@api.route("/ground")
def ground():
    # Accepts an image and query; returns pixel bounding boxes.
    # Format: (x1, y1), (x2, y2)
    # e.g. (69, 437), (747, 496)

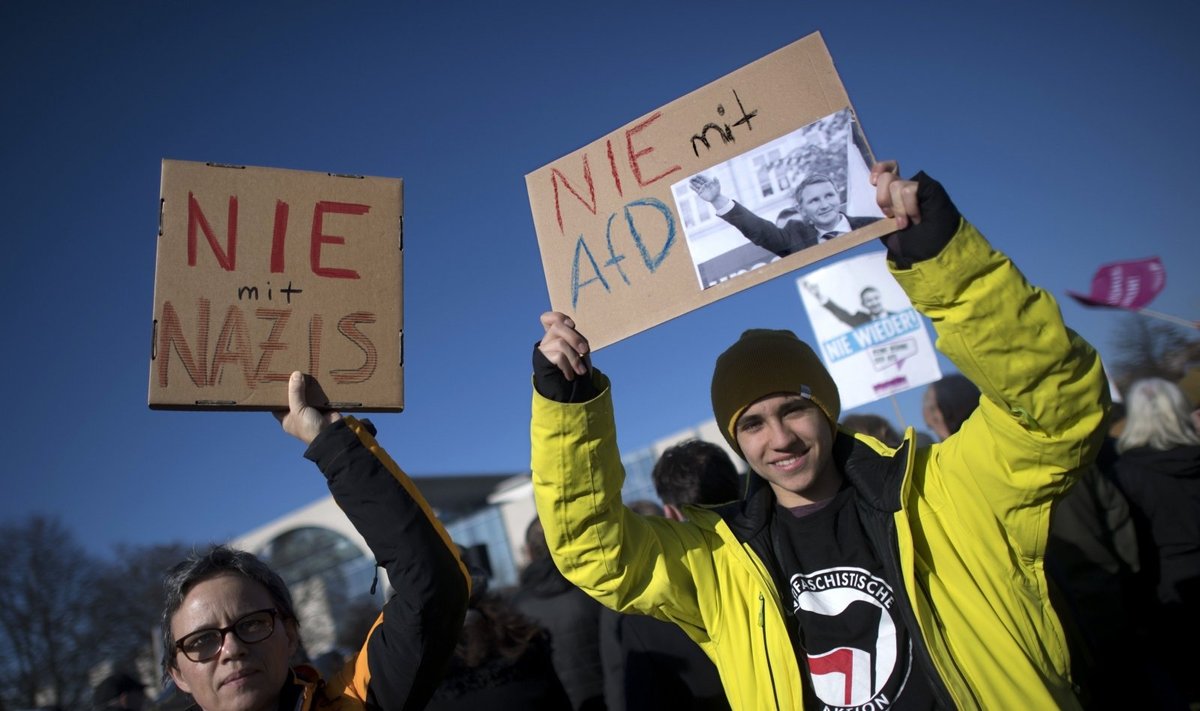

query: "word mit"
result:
(690, 89), (758, 157)
(237, 280), (303, 304)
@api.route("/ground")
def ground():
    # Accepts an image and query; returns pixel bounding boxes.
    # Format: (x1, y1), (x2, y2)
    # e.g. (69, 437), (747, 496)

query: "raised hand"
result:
(538, 311), (591, 381)
(274, 371), (342, 445)
(688, 174), (723, 204)
(870, 160), (921, 230)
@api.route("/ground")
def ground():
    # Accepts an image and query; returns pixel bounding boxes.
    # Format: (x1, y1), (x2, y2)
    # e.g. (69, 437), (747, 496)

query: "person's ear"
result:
(284, 618), (300, 656)
(169, 664), (191, 695)
(663, 504), (686, 522)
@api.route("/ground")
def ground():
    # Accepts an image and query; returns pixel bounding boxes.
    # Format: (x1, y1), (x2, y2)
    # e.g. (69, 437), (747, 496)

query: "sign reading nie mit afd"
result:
(148, 160), (404, 411)
(526, 32), (893, 350)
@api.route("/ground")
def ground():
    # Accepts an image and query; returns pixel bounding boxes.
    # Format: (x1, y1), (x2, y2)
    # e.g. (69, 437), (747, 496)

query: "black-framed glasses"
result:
(174, 608), (279, 663)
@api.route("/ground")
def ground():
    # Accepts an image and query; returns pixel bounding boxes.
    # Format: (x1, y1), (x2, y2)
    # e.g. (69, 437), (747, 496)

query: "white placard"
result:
(797, 252), (941, 410)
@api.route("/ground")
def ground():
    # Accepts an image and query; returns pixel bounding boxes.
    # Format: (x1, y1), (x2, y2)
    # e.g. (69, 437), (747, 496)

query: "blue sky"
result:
(2, 1), (1197, 556)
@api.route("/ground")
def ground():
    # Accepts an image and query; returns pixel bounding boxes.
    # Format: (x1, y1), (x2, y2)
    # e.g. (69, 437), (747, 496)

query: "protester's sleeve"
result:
(530, 374), (718, 640)
(719, 202), (814, 257)
(890, 177), (1108, 560)
(304, 417), (469, 710)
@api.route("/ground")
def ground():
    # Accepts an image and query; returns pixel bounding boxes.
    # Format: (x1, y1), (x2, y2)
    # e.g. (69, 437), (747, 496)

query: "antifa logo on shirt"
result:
(791, 567), (913, 710)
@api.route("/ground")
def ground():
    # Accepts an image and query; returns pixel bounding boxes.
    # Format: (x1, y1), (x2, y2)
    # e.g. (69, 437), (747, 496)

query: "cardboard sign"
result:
(149, 160), (403, 411)
(526, 32), (893, 349)
(797, 252), (941, 410)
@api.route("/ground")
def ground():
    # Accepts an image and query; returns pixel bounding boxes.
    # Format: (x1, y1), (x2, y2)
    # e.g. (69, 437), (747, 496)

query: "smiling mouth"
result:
(771, 450), (809, 470)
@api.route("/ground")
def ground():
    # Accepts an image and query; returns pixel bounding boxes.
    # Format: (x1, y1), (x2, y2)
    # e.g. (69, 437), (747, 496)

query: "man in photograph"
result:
(803, 281), (897, 328)
(690, 173), (879, 257)
(531, 162), (1107, 709)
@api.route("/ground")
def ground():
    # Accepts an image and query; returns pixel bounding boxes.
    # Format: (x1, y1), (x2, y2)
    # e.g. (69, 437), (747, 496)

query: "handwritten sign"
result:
(526, 32), (893, 349)
(148, 160), (403, 411)
(797, 252), (941, 410)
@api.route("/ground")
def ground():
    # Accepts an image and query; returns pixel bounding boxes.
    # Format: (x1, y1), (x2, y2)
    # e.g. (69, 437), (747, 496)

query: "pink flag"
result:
(1067, 257), (1166, 310)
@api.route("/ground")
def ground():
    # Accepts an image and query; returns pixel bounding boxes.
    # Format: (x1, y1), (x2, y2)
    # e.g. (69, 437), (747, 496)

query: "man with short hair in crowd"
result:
(653, 439), (741, 520)
(532, 161), (1108, 709)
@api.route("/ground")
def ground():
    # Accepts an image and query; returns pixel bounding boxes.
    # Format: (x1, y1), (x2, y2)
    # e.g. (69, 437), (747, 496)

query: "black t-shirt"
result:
(772, 487), (938, 710)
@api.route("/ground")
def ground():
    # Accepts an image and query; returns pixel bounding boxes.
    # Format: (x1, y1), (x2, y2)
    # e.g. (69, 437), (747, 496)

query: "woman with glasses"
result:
(160, 372), (470, 710)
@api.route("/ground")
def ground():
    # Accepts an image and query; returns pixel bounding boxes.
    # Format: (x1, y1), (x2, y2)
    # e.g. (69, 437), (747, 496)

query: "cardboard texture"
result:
(149, 160), (403, 411)
(526, 32), (892, 349)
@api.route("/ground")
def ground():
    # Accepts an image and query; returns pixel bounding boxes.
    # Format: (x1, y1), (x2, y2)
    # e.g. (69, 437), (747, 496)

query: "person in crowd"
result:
(921, 373), (981, 441)
(689, 173), (879, 257)
(1114, 377), (1200, 705)
(531, 162), (1108, 709)
(652, 439), (741, 516)
(428, 546), (571, 710)
(93, 671), (145, 710)
(600, 440), (737, 711)
(1178, 367), (1200, 432)
(512, 518), (607, 711)
(839, 413), (902, 448)
(160, 372), (469, 711)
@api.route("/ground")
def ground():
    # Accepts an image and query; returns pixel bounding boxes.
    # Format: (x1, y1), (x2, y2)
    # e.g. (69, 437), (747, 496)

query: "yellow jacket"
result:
(531, 220), (1107, 710)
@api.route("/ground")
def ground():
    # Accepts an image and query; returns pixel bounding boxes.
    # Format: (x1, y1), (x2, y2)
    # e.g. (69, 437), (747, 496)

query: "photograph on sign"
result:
(797, 252), (941, 410)
(149, 159), (404, 411)
(672, 108), (883, 289)
(526, 32), (897, 350)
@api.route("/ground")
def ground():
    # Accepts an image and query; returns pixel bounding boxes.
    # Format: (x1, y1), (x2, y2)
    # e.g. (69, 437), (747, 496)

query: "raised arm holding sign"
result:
(526, 33), (894, 350)
(162, 372), (468, 710)
(530, 161), (1108, 710)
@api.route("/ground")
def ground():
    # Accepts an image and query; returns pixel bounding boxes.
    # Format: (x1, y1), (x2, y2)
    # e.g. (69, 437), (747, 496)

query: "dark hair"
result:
(651, 439), (740, 507)
(930, 374), (981, 437)
(859, 286), (880, 302)
(840, 414), (902, 448)
(524, 517), (549, 562)
(627, 499), (665, 517)
(160, 545), (298, 681)
(93, 672), (143, 706)
(793, 173), (839, 203)
(456, 593), (546, 667)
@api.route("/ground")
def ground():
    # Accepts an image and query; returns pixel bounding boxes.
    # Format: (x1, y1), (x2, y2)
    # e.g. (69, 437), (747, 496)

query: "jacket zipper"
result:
(759, 592), (783, 711)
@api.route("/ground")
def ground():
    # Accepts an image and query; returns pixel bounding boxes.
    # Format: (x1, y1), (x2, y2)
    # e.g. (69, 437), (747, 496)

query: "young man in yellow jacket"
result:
(531, 162), (1108, 710)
